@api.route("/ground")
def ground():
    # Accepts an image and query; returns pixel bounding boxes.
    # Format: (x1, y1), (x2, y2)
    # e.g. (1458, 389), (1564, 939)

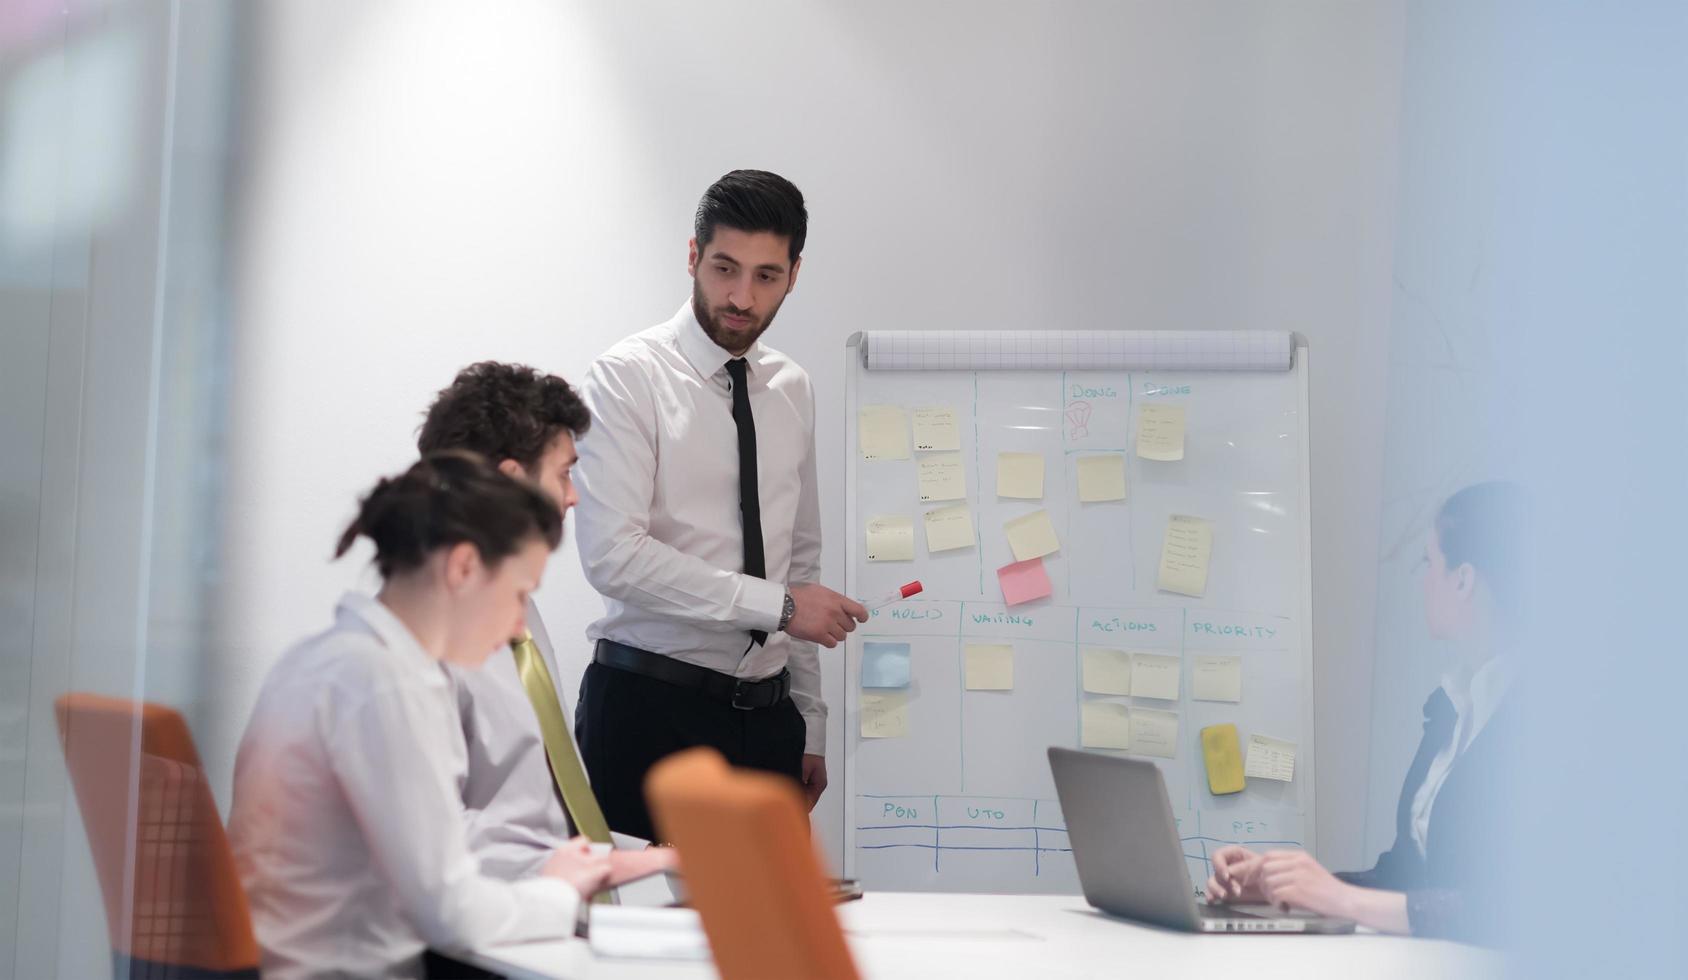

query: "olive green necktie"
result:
(509, 633), (613, 845)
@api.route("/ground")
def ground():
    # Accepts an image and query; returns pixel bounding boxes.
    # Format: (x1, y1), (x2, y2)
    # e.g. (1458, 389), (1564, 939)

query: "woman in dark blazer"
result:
(1204, 482), (1524, 943)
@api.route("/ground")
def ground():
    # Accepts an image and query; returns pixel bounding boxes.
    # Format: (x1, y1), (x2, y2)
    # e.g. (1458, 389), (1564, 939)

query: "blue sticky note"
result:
(861, 641), (912, 689)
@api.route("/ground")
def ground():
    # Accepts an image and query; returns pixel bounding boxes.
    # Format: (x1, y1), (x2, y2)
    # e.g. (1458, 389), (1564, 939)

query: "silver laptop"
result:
(1048, 747), (1354, 934)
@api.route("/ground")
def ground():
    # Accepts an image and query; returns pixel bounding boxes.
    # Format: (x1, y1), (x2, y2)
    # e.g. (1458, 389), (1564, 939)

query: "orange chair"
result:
(55, 693), (260, 979)
(645, 748), (860, 980)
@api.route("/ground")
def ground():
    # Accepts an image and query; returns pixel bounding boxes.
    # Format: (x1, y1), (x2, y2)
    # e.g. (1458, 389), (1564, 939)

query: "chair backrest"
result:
(645, 748), (859, 980)
(55, 693), (260, 975)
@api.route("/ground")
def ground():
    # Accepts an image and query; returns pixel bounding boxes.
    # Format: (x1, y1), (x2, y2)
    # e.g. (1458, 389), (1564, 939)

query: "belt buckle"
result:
(730, 679), (758, 711)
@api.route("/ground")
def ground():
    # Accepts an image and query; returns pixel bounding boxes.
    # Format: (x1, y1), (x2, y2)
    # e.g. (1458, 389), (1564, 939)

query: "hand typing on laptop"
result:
(1206, 846), (1361, 923)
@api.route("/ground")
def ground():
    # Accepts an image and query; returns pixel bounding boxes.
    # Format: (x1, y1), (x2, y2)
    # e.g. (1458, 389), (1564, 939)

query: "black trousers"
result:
(575, 660), (806, 842)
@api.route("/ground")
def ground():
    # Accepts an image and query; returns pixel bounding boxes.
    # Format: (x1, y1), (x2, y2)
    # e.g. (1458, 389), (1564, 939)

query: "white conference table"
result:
(461, 892), (1502, 979)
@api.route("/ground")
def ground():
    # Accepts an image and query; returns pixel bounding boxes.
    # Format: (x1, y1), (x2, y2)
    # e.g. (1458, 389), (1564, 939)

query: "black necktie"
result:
(1395, 687), (1458, 846)
(726, 358), (767, 646)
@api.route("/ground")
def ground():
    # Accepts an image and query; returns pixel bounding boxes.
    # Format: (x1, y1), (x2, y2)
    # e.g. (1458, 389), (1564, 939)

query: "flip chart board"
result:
(843, 330), (1314, 895)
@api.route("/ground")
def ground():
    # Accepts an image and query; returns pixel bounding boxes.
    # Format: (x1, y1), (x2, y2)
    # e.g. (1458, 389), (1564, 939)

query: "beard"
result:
(692, 279), (785, 355)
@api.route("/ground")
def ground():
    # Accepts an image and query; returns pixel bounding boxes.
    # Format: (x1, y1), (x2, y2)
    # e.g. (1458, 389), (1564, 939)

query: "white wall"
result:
(213, 0), (1403, 871)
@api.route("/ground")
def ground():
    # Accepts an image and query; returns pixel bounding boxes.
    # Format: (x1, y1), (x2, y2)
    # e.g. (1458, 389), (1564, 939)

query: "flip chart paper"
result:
(865, 515), (914, 562)
(1081, 647), (1133, 696)
(964, 643), (1014, 691)
(1157, 514), (1212, 597)
(923, 505), (976, 553)
(859, 406), (910, 461)
(1004, 509), (1060, 561)
(860, 690), (910, 738)
(996, 452), (1044, 499)
(861, 641), (911, 689)
(911, 407), (960, 452)
(1131, 653), (1181, 700)
(1081, 701), (1131, 750)
(1192, 656), (1243, 702)
(1136, 404), (1186, 461)
(997, 557), (1052, 606)
(1130, 709), (1180, 759)
(1076, 454), (1127, 502)
(1245, 734), (1297, 782)
(916, 453), (967, 502)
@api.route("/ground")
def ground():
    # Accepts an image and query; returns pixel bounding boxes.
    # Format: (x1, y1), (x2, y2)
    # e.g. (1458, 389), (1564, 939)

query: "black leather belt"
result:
(593, 639), (791, 711)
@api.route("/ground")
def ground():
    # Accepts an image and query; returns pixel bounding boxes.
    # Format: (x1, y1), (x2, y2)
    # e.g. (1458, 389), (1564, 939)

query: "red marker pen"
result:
(864, 581), (924, 611)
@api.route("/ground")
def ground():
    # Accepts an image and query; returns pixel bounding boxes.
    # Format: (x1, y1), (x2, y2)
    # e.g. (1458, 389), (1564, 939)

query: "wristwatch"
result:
(778, 591), (796, 632)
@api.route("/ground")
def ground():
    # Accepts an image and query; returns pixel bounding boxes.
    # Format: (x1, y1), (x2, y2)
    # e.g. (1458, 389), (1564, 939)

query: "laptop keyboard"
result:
(1198, 903), (1266, 920)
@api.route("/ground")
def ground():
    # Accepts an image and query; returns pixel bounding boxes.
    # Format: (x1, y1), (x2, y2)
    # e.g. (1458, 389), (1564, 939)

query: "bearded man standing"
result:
(572, 170), (866, 841)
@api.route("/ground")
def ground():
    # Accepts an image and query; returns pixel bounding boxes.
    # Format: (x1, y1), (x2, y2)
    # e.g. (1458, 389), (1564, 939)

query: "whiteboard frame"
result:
(839, 332), (1317, 882)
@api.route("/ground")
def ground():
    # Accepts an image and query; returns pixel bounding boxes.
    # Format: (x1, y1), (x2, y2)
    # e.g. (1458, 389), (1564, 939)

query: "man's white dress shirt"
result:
(574, 301), (827, 753)
(1410, 656), (1513, 854)
(228, 592), (581, 980)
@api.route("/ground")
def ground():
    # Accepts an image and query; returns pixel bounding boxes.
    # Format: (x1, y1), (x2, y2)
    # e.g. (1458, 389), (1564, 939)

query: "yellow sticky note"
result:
(1201, 724), (1247, 795)
(860, 690), (910, 738)
(923, 505), (975, 553)
(865, 515), (914, 562)
(1076, 454), (1127, 502)
(1157, 515), (1213, 597)
(859, 406), (910, 461)
(1081, 647), (1133, 696)
(1131, 653), (1181, 701)
(1244, 734), (1297, 782)
(1081, 701), (1132, 750)
(1192, 656), (1243, 702)
(964, 643), (1014, 691)
(996, 452), (1044, 499)
(916, 453), (967, 502)
(1004, 509), (1060, 562)
(1130, 709), (1179, 759)
(911, 407), (960, 452)
(1136, 404), (1186, 461)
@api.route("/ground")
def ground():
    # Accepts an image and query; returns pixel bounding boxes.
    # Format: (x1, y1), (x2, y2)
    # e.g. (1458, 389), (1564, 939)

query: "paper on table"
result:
(1130, 708), (1180, 759)
(861, 641), (911, 688)
(997, 557), (1052, 606)
(588, 906), (709, 961)
(1081, 647), (1133, 696)
(996, 452), (1044, 499)
(1136, 404), (1186, 461)
(1244, 734), (1296, 782)
(923, 504), (975, 553)
(964, 643), (1014, 690)
(1004, 509), (1060, 561)
(861, 690), (910, 738)
(1157, 514), (1212, 597)
(866, 515), (914, 562)
(911, 407), (960, 451)
(916, 453), (967, 502)
(859, 406), (910, 461)
(1076, 453), (1127, 502)
(1131, 653), (1181, 701)
(1081, 701), (1131, 750)
(1192, 655), (1243, 702)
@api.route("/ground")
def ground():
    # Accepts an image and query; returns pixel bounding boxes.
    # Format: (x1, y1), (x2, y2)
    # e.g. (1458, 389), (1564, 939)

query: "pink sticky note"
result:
(997, 557), (1052, 606)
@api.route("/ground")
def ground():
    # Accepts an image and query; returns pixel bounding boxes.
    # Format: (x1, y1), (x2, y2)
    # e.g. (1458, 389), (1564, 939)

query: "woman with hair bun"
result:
(229, 451), (611, 979)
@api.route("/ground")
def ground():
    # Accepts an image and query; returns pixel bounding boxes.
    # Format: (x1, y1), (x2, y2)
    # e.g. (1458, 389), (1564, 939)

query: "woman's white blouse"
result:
(229, 592), (580, 979)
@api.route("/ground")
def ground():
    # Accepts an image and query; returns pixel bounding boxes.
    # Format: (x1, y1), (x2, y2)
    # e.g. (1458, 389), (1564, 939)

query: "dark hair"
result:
(335, 450), (562, 578)
(694, 170), (808, 264)
(417, 362), (589, 471)
(1436, 481), (1528, 616)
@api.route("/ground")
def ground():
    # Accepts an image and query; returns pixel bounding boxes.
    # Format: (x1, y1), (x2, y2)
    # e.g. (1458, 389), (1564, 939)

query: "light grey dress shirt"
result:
(450, 602), (576, 879)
